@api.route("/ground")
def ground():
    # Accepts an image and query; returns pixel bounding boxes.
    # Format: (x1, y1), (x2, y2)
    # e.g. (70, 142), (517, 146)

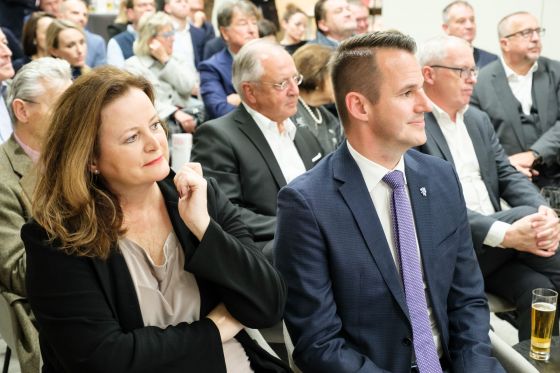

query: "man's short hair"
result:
(217, 0), (259, 29)
(497, 11), (531, 38)
(59, 0), (88, 15)
(7, 57), (72, 124)
(417, 35), (471, 67)
(442, 1), (473, 24)
(314, 0), (328, 32)
(232, 39), (285, 99)
(331, 30), (416, 125)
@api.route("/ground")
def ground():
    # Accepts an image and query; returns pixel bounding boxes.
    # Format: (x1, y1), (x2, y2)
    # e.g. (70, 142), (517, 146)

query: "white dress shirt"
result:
(172, 21), (196, 74)
(347, 141), (442, 356)
(501, 58), (539, 115)
(432, 104), (509, 247)
(243, 103), (306, 184)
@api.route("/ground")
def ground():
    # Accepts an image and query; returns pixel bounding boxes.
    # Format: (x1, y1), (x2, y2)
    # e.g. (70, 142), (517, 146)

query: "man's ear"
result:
(11, 99), (29, 124)
(442, 23), (449, 34)
(317, 19), (329, 33)
(422, 65), (435, 85)
(241, 82), (257, 105)
(345, 92), (369, 122)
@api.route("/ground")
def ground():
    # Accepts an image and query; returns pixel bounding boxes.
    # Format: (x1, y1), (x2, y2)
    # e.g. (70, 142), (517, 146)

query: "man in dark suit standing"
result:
(471, 11), (560, 187)
(441, 1), (497, 69)
(418, 35), (560, 340)
(191, 39), (323, 256)
(274, 31), (504, 372)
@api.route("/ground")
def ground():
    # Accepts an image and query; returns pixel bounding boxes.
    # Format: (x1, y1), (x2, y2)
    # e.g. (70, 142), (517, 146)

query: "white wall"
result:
(382, 0), (560, 61)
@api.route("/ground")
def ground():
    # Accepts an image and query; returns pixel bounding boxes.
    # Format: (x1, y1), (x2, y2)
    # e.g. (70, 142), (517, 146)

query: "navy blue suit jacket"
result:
(189, 23), (207, 68)
(274, 143), (504, 373)
(199, 48), (236, 120)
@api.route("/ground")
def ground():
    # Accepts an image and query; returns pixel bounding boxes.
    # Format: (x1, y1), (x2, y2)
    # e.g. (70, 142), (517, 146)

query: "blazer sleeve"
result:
(185, 177), (286, 327)
(0, 180), (27, 297)
(531, 69), (560, 163)
(199, 59), (236, 119)
(23, 221), (226, 373)
(274, 186), (385, 373)
(191, 123), (277, 242)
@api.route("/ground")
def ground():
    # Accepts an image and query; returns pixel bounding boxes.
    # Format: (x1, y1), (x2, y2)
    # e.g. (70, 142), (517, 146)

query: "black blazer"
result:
(191, 104), (323, 249)
(22, 174), (289, 373)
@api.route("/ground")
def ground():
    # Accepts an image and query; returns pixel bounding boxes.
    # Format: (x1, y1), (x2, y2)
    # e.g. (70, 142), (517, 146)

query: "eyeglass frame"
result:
(254, 73), (304, 91)
(503, 27), (545, 39)
(155, 30), (175, 39)
(429, 65), (479, 79)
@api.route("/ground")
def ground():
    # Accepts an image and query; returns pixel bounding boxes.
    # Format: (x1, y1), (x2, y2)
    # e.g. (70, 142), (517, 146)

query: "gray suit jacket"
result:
(0, 135), (40, 373)
(470, 57), (560, 166)
(418, 108), (545, 252)
(191, 104), (323, 248)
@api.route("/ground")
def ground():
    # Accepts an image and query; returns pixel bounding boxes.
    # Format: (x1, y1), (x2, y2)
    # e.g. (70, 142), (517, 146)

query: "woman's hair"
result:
(292, 43), (333, 92)
(21, 11), (55, 56)
(45, 19), (84, 52)
(133, 11), (173, 56)
(282, 3), (305, 23)
(33, 66), (155, 260)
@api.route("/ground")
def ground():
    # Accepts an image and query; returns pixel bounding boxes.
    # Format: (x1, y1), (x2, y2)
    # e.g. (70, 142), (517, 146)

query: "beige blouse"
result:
(119, 232), (253, 372)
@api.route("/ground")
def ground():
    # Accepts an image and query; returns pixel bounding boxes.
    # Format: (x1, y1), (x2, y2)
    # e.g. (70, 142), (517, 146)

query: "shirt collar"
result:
(430, 101), (468, 123)
(172, 20), (190, 32)
(127, 24), (137, 36)
(347, 140), (406, 192)
(13, 132), (40, 163)
(501, 57), (538, 79)
(243, 103), (297, 140)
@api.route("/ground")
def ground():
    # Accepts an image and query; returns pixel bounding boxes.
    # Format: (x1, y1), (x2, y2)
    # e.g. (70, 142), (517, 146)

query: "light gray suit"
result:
(0, 135), (40, 373)
(418, 108), (560, 340)
(470, 57), (560, 184)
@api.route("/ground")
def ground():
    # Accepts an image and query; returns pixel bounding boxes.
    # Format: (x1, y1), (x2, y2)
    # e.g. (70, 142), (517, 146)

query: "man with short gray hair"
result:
(0, 57), (72, 373)
(418, 35), (560, 341)
(192, 39), (323, 257)
(441, 1), (497, 68)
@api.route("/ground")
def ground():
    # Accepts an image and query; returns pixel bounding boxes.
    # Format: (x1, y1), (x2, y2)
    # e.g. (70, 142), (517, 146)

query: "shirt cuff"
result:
(483, 221), (511, 248)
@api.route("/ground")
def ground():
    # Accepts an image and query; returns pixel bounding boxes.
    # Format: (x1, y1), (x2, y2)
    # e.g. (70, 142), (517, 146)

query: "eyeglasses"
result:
(156, 30), (175, 39)
(430, 65), (479, 79)
(256, 74), (303, 91)
(504, 27), (545, 39)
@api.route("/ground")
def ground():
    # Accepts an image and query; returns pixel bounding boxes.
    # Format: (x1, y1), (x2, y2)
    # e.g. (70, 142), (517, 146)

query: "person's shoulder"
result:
(538, 56), (560, 73)
(405, 148), (454, 174)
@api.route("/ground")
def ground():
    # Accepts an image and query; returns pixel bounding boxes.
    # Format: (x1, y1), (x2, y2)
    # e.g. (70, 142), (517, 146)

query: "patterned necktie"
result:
(383, 170), (442, 373)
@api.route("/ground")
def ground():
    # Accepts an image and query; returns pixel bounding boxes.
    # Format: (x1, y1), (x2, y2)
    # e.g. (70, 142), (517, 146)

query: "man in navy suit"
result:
(442, 1), (497, 69)
(274, 31), (504, 372)
(418, 35), (560, 340)
(198, 0), (259, 120)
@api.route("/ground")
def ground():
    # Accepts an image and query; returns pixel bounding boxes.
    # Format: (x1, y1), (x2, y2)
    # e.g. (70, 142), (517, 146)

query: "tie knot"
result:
(382, 170), (405, 190)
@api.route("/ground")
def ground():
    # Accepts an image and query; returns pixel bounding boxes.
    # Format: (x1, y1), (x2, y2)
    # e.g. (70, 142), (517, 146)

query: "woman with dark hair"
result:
(12, 11), (55, 72)
(279, 4), (307, 54)
(292, 43), (342, 154)
(21, 66), (288, 373)
(46, 19), (89, 79)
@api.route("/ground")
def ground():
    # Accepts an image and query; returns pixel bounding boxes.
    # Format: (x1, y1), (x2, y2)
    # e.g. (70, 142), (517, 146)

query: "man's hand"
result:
(508, 151), (539, 179)
(174, 110), (196, 133)
(226, 93), (241, 107)
(501, 213), (556, 257)
(534, 205), (560, 252)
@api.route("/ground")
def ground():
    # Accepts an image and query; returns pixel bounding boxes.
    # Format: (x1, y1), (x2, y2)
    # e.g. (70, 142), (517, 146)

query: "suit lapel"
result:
(333, 143), (409, 319)
(404, 153), (438, 310)
(491, 64), (527, 149)
(424, 113), (454, 163)
(4, 137), (35, 208)
(294, 129), (321, 170)
(235, 105), (287, 187)
(532, 61), (549, 129)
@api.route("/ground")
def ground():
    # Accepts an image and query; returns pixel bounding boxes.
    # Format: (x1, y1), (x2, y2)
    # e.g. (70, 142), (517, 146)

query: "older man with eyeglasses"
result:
(417, 35), (560, 342)
(471, 11), (560, 188)
(191, 39), (323, 259)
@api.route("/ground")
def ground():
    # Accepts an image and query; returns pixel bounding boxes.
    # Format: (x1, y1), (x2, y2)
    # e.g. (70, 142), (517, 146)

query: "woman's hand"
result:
(149, 38), (170, 65)
(174, 110), (196, 133)
(173, 163), (210, 240)
(207, 303), (244, 343)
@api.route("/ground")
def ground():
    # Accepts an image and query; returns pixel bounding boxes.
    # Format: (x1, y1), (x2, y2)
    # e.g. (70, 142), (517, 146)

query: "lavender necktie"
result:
(383, 170), (442, 373)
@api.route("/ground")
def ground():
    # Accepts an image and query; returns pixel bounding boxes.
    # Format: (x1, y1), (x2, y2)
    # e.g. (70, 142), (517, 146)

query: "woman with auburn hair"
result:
(22, 67), (288, 373)
(291, 43), (342, 154)
(13, 11), (55, 72)
(279, 3), (308, 54)
(46, 19), (89, 79)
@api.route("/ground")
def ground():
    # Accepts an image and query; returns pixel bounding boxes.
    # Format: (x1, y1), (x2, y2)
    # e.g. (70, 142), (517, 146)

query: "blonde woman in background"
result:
(46, 19), (89, 79)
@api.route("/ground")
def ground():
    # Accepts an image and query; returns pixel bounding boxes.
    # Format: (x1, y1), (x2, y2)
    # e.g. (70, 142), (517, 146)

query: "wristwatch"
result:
(530, 149), (542, 165)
